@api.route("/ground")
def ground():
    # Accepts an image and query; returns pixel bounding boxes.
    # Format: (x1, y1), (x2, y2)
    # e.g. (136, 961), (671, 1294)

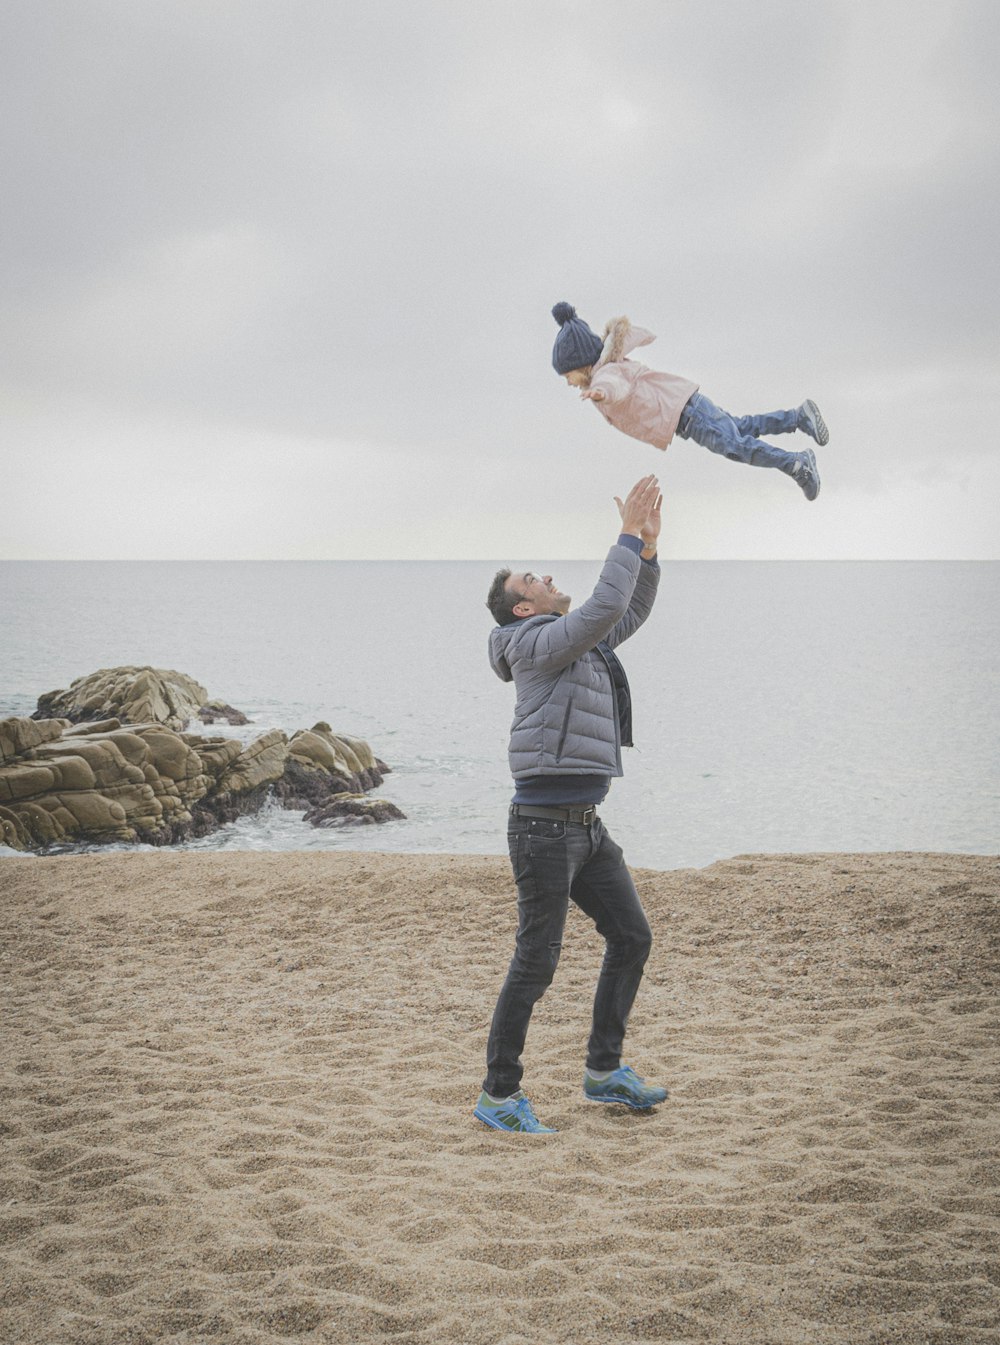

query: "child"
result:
(551, 301), (826, 501)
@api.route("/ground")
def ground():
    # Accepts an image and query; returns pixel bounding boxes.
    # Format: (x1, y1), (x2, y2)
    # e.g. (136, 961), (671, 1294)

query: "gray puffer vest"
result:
(488, 543), (659, 780)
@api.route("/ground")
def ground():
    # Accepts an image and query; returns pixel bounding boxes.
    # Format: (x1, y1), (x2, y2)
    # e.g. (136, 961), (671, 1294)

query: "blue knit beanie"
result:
(551, 302), (604, 375)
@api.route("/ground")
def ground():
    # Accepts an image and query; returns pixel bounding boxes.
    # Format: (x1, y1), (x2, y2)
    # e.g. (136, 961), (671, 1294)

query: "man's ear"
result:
(511, 600), (533, 619)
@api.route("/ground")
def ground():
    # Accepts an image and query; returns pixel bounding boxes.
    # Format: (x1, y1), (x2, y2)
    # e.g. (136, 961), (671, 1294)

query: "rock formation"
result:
(34, 667), (211, 732)
(271, 722), (402, 829)
(198, 700), (250, 726)
(0, 668), (403, 851)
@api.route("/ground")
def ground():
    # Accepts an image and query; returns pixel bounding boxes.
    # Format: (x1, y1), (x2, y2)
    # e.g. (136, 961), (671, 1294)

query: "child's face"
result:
(564, 368), (591, 389)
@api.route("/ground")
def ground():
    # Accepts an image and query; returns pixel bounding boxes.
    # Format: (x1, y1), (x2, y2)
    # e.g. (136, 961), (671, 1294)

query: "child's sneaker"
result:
(790, 448), (821, 501)
(473, 1090), (557, 1134)
(583, 1065), (668, 1110)
(798, 399), (829, 446)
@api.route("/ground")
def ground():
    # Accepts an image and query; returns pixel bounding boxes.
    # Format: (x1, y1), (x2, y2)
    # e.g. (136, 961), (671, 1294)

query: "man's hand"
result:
(639, 488), (662, 554)
(615, 475), (660, 540)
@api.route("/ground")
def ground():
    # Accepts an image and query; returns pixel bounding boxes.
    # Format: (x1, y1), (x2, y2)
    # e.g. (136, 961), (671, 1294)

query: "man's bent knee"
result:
(631, 930), (653, 966)
(606, 930), (652, 972)
(511, 939), (563, 984)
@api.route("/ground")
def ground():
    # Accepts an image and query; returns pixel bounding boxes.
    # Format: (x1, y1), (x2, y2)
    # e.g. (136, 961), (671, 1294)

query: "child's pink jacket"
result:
(588, 318), (699, 451)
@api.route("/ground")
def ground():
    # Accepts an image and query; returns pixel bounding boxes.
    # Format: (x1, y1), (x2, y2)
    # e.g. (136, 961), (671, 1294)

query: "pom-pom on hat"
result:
(551, 301), (604, 375)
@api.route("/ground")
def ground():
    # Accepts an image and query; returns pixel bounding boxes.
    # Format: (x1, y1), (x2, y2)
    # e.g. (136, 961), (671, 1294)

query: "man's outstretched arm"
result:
(604, 486), (662, 648)
(521, 477), (660, 671)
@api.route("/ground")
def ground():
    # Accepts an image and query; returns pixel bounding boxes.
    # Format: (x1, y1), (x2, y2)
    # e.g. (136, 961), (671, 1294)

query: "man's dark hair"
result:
(486, 567), (522, 626)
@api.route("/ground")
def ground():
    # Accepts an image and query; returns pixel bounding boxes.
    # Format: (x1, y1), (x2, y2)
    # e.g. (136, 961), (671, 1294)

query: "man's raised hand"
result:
(615, 475), (660, 539)
(641, 488), (663, 552)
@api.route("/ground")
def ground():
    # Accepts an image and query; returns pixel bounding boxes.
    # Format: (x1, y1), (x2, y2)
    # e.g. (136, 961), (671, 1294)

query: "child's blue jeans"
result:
(675, 392), (801, 471)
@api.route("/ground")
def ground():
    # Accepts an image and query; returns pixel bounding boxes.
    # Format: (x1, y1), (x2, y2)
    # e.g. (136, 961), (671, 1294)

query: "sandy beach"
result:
(1, 848), (998, 1344)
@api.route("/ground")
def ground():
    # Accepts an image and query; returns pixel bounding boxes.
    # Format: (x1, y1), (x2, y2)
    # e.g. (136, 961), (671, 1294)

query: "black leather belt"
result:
(509, 803), (598, 825)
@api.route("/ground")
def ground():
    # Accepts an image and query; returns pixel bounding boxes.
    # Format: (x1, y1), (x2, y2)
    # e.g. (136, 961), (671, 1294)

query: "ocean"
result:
(1, 560), (997, 871)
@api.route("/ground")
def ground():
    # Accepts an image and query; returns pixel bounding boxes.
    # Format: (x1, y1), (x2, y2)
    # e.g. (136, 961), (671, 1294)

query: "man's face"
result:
(506, 571), (571, 618)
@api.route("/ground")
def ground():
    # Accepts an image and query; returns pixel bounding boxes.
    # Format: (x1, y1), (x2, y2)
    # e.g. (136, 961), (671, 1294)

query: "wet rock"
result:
(273, 722), (394, 817)
(304, 794), (407, 827)
(198, 700), (250, 726)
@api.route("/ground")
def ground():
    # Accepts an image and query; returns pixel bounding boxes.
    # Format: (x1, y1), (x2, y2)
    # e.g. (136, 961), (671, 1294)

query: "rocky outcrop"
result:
(0, 717), (282, 849)
(0, 716), (66, 765)
(305, 795), (406, 827)
(1, 680), (403, 851)
(270, 722), (404, 828)
(272, 723), (391, 806)
(198, 700), (250, 726)
(34, 668), (214, 732)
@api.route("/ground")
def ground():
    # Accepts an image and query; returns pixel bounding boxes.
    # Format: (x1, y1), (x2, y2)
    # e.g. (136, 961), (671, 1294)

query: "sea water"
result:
(1, 560), (997, 871)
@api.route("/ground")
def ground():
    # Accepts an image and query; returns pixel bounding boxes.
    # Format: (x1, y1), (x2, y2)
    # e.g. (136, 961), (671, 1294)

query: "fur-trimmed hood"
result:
(585, 318), (699, 450)
(595, 316), (656, 369)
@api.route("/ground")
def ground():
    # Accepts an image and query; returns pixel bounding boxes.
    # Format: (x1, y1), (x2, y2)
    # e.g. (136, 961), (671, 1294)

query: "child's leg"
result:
(731, 408), (800, 439)
(676, 393), (798, 472)
(735, 401), (829, 445)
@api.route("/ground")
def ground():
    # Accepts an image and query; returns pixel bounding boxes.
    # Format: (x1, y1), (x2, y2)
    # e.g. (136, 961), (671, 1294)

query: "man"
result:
(475, 474), (668, 1134)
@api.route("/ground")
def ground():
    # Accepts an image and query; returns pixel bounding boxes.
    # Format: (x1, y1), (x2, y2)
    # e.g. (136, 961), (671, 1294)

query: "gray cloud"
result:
(2, 0), (998, 557)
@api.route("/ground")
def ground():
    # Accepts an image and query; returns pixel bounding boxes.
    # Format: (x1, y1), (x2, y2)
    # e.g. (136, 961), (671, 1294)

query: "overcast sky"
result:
(2, 0), (998, 560)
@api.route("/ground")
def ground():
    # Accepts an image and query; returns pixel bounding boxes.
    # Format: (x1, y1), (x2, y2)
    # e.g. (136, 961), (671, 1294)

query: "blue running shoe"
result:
(790, 447), (821, 501)
(583, 1066), (668, 1110)
(473, 1090), (557, 1134)
(798, 399), (829, 446)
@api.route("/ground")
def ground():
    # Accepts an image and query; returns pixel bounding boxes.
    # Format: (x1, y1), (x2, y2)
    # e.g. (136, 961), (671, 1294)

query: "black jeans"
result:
(483, 814), (653, 1098)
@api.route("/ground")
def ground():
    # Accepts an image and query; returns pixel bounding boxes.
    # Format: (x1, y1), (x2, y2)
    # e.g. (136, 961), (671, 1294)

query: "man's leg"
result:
(568, 819), (653, 1074)
(483, 817), (591, 1098)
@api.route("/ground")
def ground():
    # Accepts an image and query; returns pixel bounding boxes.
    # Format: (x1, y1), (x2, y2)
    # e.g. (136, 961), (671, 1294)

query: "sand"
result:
(1, 848), (998, 1345)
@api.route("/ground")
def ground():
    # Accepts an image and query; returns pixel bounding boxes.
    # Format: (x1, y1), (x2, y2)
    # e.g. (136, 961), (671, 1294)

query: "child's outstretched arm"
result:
(582, 364), (631, 405)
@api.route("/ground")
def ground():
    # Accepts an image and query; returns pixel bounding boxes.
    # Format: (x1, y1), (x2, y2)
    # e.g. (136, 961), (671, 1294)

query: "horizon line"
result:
(1, 556), (998, 565)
